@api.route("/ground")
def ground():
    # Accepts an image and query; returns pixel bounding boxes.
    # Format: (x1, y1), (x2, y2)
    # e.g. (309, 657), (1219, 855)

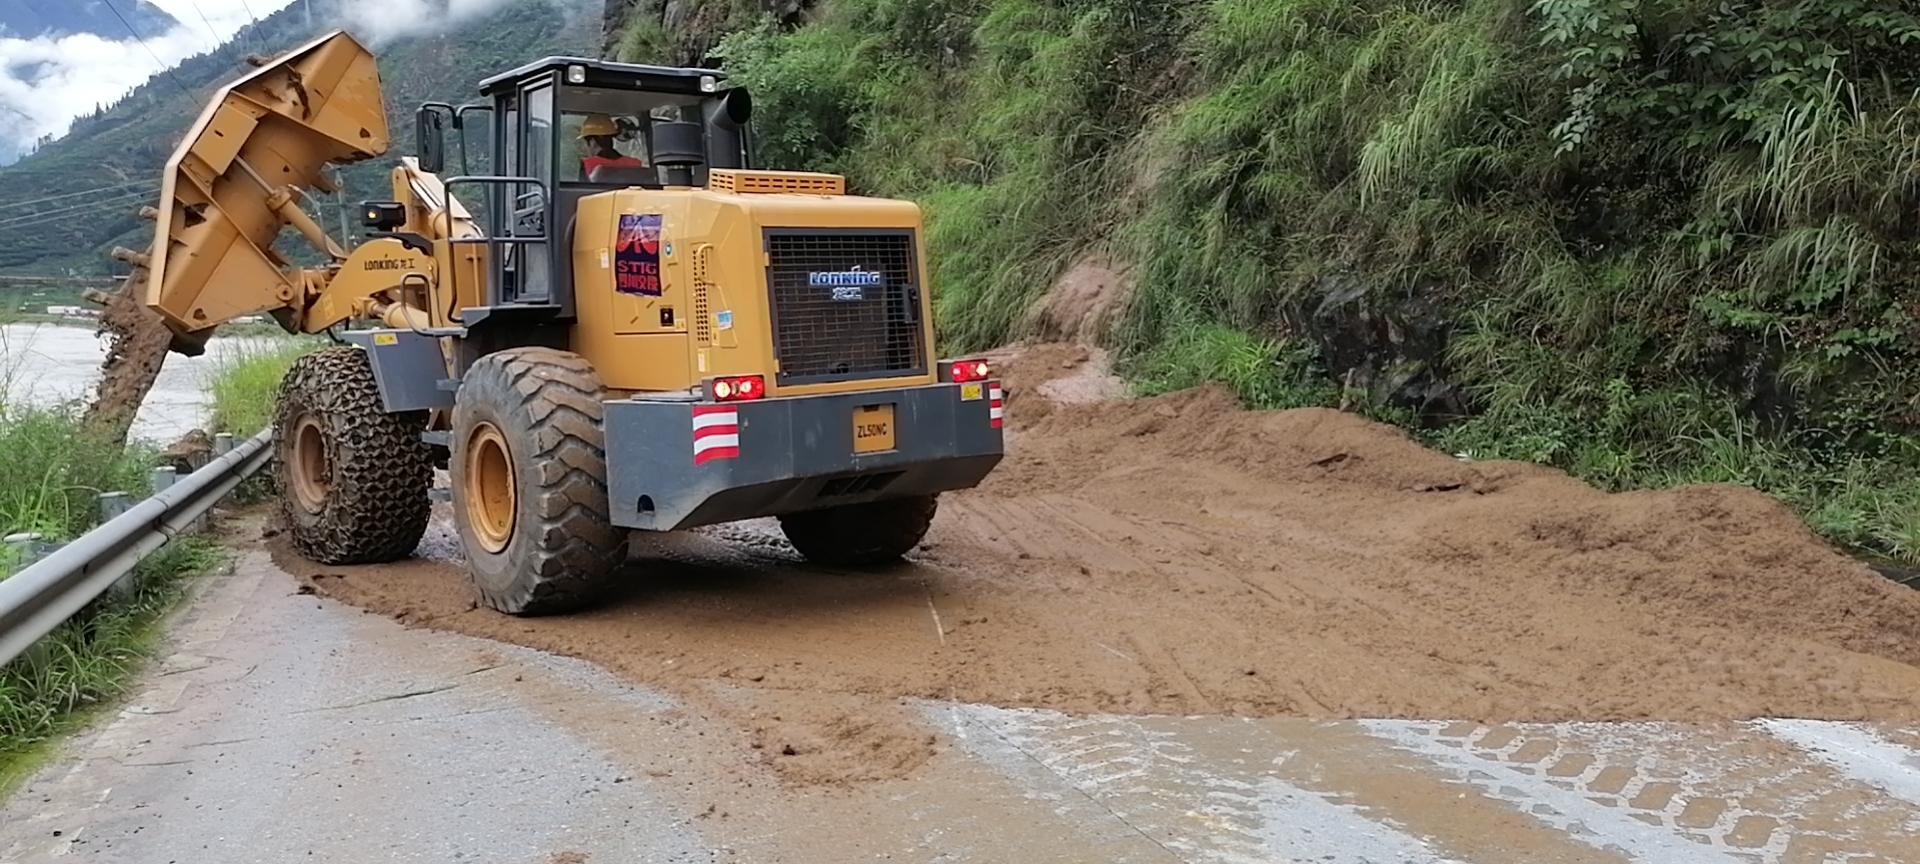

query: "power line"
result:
(0, 181), (160, 214)
(233, 0), (266, 51)
(100, 0), (197, 98)
(0, 198), (156, 231)
(0, 184), (159, 216)
(0, 204), (150, 232)
(181, 0), (228, 53)
(0, 189), (162, 229)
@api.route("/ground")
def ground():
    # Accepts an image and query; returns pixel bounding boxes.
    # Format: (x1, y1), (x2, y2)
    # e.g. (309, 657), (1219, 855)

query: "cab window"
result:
(560, 111), (649, 182)
(554, 86), (706, 186)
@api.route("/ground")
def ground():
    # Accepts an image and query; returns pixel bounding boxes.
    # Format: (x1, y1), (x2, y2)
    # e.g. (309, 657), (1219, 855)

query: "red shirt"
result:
(582, 154), (643, 176)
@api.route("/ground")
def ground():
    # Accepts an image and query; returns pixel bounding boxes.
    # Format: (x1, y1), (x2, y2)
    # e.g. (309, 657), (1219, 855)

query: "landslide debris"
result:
(79, 269), (175, 450)
(268, 341), (1920, 788)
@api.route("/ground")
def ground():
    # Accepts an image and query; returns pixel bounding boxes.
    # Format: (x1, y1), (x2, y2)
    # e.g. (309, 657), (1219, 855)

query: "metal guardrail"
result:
(0, 428), (273, 668)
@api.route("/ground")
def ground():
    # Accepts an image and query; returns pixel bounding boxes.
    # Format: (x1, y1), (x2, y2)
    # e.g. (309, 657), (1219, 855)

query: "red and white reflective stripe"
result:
(988, 382), (1003, 428)
(692, 405), (739, 465)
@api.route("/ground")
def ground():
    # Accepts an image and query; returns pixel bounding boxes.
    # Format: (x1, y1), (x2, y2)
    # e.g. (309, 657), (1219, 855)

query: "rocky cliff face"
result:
(600, 0), (809, 65)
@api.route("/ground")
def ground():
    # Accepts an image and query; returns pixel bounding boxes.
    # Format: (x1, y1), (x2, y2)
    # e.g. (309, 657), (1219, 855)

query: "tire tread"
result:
(271, 346), (433, 564)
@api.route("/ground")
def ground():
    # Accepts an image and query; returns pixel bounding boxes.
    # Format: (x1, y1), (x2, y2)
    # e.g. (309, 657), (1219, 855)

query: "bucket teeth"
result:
(110, 246), (151, 268)
(138, 206), (160, 220)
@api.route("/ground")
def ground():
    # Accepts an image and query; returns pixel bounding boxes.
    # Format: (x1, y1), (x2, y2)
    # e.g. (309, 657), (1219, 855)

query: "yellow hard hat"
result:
(578, 113), (619, 138)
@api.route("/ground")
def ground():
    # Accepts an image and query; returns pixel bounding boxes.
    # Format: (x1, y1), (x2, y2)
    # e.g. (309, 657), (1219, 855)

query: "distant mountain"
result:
(0, 0), (600, 274)
(0, 0), (178, 40)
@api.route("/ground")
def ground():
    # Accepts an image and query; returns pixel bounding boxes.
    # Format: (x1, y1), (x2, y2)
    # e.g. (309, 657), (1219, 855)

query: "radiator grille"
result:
(764, 230), (925, 385)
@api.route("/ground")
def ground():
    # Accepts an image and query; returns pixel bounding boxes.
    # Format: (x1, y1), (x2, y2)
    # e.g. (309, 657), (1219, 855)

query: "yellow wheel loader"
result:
(132, 31), (1005, 614)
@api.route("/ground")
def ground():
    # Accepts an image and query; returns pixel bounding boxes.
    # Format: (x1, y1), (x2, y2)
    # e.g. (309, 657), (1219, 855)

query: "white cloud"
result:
(0, 0), (297, 162)
(335, 0), (521, 48)
(146, 0), (285, 42)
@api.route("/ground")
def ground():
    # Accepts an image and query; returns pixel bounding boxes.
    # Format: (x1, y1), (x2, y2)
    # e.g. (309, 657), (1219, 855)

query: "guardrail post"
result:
(98, 491), (131, 523)
(151, 466), (197, 534)
(214, 433), (234, 456)
(100, 493), (138, 597)
(3, 533), (45, 574)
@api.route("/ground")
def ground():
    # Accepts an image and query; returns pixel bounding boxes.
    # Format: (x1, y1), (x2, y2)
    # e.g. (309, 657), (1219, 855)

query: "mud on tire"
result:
(778, 494), (938, 566)
(272, 346), (434, 564)
(449, 347), (625, 615)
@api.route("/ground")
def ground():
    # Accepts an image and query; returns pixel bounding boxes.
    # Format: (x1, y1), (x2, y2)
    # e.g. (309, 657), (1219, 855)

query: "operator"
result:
(578, 113), (644, 178)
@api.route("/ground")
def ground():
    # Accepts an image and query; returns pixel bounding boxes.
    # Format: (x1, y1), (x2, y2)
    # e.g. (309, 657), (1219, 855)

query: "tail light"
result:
(942, 358), (992, 383)
(707, 375), (765, 401)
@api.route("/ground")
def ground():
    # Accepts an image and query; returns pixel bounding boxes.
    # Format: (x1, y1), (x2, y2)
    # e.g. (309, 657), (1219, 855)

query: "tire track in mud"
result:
(1361, 719), (1920, 864)
(939, 706), (1483, 864)
(933, 704), (1920, 864)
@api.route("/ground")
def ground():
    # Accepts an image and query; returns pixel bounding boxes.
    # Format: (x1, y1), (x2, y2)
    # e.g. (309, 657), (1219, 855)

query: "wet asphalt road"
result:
(2, 547), (1919, 863)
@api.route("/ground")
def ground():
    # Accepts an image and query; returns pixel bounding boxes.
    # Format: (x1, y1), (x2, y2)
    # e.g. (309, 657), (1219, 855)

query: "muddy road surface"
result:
(7, 343), (1920, 862)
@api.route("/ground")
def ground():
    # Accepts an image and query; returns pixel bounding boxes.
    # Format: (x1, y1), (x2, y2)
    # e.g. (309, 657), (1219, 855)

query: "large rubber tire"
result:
(449, 347), (625, 615)
(777, 494), (938, 566)
(272, 346), (434, 564)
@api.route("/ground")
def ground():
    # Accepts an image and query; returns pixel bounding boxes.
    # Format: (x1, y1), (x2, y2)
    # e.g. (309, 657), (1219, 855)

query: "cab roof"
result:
(477, 56), (729, 97)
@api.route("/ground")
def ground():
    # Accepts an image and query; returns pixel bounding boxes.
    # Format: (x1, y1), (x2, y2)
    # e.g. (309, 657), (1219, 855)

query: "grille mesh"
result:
(765, 231), (925, 384)
(693, 245), (712, 346)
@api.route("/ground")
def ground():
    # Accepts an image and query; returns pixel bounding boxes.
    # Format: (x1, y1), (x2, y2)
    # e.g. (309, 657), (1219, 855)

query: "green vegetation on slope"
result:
(696, 0), (1920, 562)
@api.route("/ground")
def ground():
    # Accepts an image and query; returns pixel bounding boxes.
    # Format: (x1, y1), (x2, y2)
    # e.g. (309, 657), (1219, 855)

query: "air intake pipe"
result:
(701, 87), (753, 171)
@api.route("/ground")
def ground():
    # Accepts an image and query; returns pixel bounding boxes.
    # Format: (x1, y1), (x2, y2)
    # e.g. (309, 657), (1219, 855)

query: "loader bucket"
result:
(141, 29), (390, 353)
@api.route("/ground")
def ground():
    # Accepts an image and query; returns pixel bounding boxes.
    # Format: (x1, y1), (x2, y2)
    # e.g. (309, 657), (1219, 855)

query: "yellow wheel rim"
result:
(289, 414), (331, 514)
(464, 422), (515, 554)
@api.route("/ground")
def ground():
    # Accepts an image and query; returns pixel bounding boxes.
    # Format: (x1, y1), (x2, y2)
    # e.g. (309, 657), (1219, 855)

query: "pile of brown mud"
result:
(268, 341), (1920, 785)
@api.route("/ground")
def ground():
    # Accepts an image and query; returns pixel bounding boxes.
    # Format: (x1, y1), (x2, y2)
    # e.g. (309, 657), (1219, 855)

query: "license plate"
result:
(853, 403), (896, 454)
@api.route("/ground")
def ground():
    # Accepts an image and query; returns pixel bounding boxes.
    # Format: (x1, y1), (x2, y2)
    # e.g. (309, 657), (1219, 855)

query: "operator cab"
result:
(407, 56), (754, 328)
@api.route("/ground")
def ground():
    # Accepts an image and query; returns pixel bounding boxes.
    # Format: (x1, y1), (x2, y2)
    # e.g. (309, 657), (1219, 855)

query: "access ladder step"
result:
(421, 431), (451, 447)
(437, 379), (462, 392)
(428, 488), (452, 503)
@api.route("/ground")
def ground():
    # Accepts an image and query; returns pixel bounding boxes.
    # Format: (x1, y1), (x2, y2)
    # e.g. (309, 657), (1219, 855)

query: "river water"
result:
(0, 322), (286, 446)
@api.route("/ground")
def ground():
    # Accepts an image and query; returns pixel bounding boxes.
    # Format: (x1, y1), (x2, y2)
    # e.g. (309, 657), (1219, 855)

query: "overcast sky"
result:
(0, 0), (298, 160)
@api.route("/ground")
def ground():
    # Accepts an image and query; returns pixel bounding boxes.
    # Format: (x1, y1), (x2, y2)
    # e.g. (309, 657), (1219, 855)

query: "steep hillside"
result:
(0, 0), (599, 275)
(647, 0), (1920, 565)
(0, 0), (176, 39)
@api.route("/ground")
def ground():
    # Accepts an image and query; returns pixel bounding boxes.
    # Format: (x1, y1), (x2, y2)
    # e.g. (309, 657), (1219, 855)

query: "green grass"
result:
(0, 401), (156, 544)
(205, 338), (322, 437)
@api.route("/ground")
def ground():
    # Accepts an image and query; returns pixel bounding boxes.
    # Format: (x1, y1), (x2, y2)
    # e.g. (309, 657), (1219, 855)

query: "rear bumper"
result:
(603, 380), (1005, 531)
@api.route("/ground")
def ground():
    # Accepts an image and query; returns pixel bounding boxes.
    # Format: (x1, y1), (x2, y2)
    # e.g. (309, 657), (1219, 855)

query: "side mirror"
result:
(416, 105), (448, 174)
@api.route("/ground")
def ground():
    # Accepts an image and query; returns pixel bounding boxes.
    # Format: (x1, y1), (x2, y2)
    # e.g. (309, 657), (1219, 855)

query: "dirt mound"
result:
(269, 341), (1920, 788)
(1024, 254), (1130, 344)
